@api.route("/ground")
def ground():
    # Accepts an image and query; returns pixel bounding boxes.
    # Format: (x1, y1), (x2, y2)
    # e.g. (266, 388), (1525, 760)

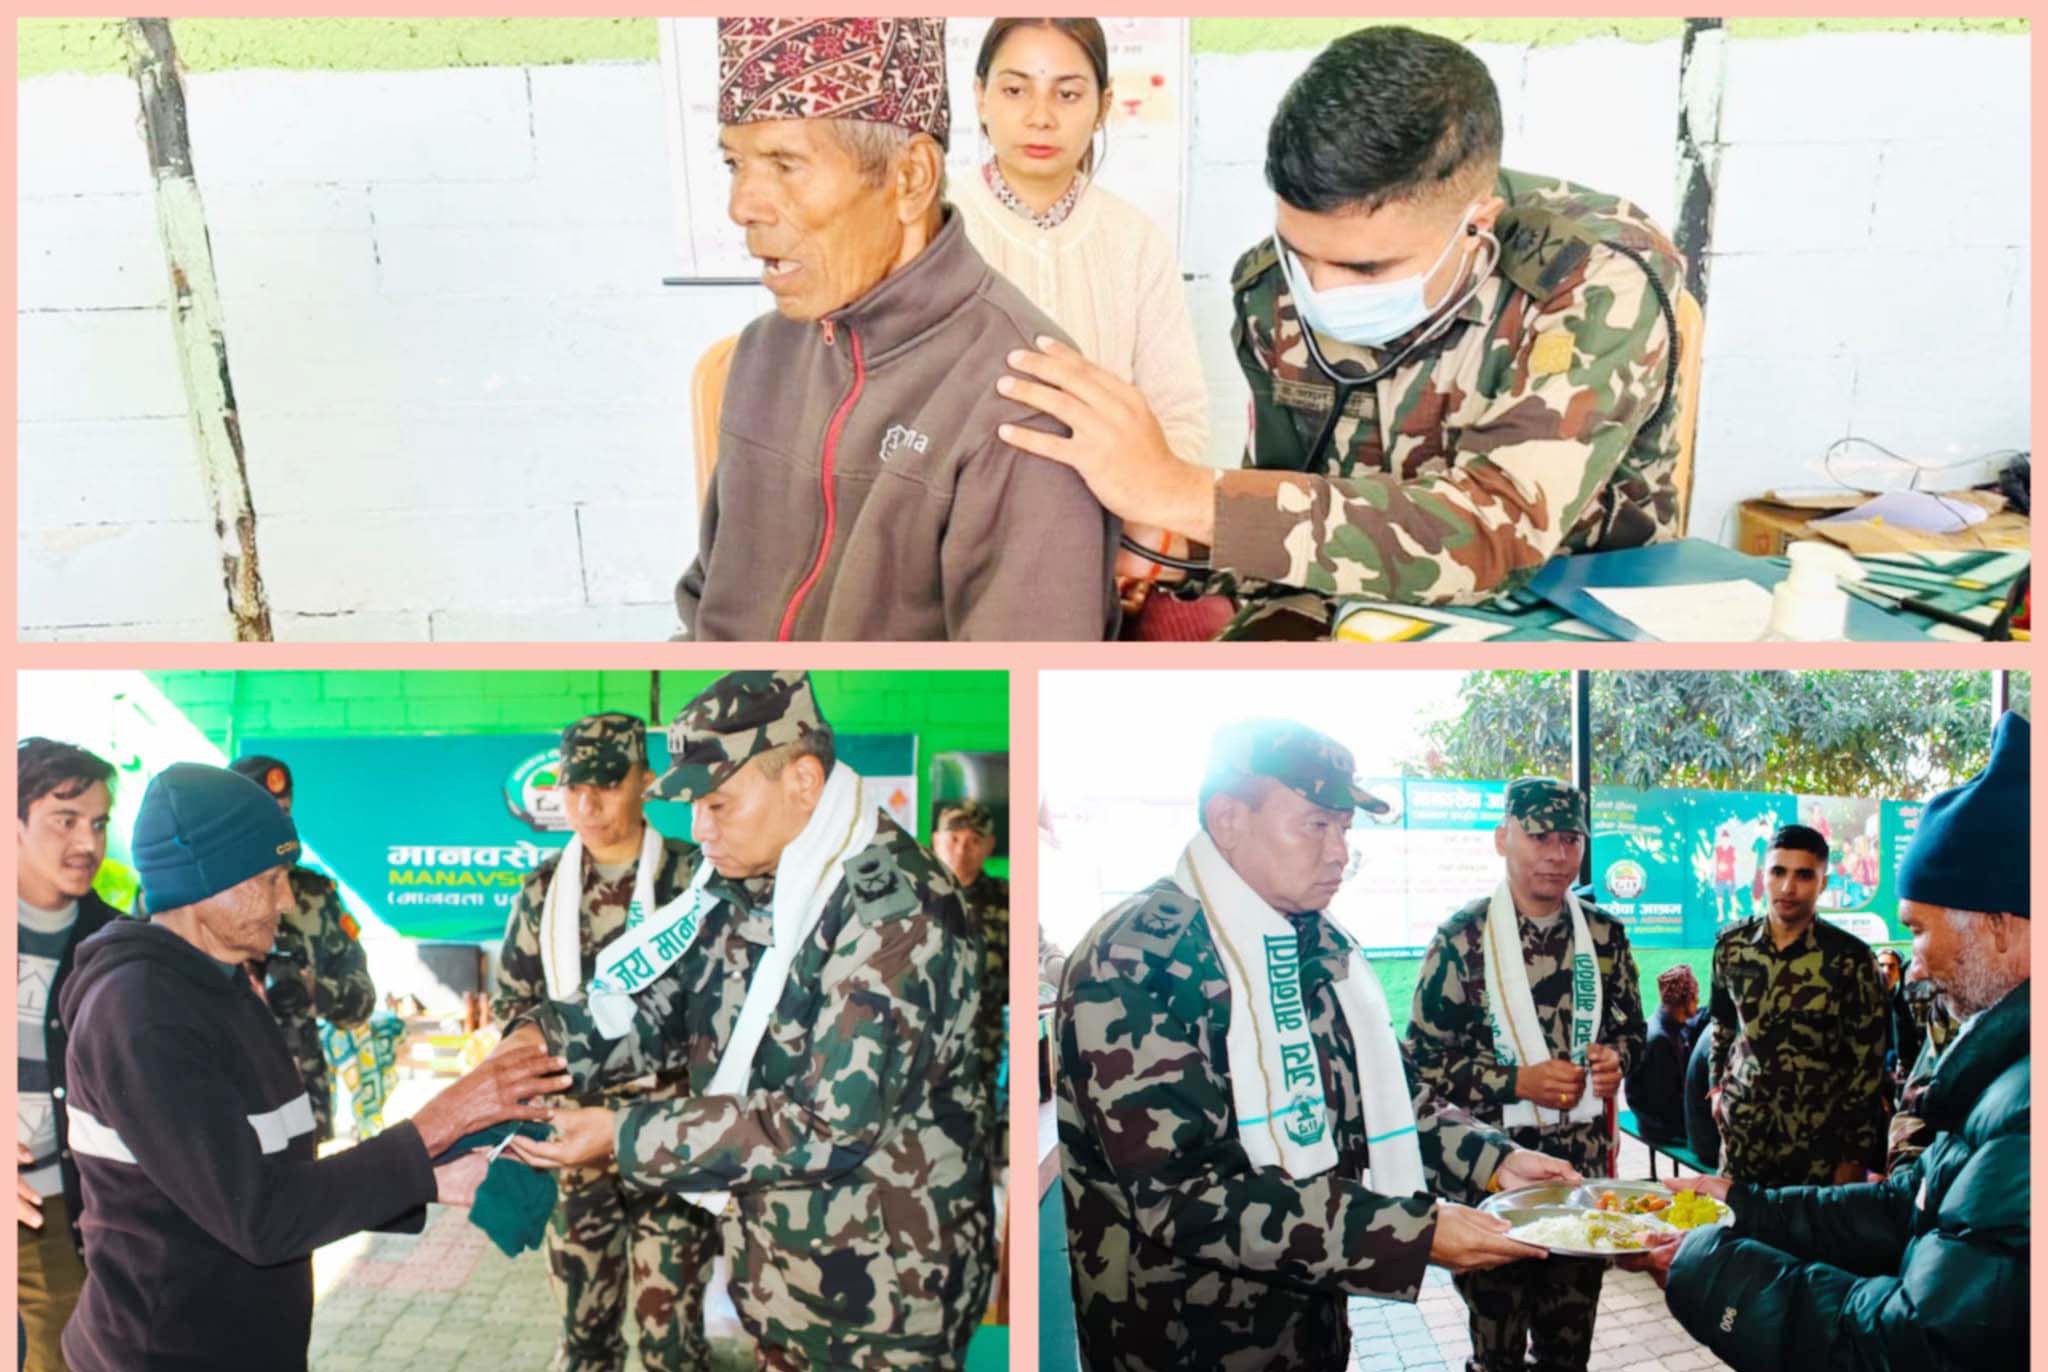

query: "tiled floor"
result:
(307, 1077), (755, 1371)
(307, 1204), (754, 1372)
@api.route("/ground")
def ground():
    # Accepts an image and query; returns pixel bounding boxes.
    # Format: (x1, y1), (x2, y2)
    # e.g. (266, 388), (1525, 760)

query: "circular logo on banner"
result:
(1283, 1090), (1326, 1147)
(504, 750), (569, 832)
(1605, 859), (1647, 900)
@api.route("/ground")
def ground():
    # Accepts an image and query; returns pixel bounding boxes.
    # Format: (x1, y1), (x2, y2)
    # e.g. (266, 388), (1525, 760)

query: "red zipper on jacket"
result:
(776, 318), (864, 641)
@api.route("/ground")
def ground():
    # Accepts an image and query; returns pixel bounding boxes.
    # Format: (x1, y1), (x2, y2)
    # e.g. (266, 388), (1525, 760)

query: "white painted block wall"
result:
(19, 61), (773, 641)
(16, 31), (2029, 639)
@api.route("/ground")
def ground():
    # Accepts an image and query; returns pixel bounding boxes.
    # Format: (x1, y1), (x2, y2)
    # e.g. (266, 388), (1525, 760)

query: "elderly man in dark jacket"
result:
(1625, 711), (2029, 1372)
(59, 764), (572, 1372)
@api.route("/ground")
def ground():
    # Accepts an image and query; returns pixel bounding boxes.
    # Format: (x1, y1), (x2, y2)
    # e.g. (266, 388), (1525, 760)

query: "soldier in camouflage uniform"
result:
(996, 26), (1685, 639)
(230, 755), (376, 1144)
(1708, 823), (1888, 1189)
(1405, 778), (1647, 1372)
(492, 714), (717, 1372)
(933, 799), (1009, 1141)
(502, 672), (993, 1372)
(1057, 719), (1579, 1372)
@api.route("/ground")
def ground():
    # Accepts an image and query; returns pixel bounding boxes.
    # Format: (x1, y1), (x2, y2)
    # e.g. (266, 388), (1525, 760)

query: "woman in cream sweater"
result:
(957, 19), (1210, 608)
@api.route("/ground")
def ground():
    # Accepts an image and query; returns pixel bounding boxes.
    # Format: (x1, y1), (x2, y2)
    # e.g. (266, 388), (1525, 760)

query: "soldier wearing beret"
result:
(503, 671), (994, 1370)
(1405, 777), (1647, 1372)
(1056, 720), (1583, 1372)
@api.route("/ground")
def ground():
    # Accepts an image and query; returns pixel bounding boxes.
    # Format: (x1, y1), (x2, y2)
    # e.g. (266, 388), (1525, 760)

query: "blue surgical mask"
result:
(1279, 208), (1496, 349)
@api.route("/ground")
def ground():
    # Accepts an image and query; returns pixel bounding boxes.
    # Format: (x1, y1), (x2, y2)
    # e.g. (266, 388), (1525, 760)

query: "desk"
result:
(1328, 547), (2028, 644)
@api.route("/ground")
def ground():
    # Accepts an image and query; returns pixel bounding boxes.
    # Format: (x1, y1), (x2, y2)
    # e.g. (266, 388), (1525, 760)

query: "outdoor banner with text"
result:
(1322, 779), (1918, 957)
(251, 732), (918, 943)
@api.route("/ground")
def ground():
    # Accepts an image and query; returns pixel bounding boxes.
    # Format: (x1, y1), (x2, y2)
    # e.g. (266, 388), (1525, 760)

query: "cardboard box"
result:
(1732, 496), (2030, 558)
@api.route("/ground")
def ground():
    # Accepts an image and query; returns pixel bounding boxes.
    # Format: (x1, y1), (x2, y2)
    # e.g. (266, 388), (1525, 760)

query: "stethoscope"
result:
(1120, 227), (1502, 575)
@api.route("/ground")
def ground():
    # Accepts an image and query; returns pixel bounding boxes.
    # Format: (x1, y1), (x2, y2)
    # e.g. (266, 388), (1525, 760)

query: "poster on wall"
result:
(1592, 787), (1915, 949)
(656, 16), (1191, 278)
(252, 731), (917, 943)
(1591, 787), (1792, 948)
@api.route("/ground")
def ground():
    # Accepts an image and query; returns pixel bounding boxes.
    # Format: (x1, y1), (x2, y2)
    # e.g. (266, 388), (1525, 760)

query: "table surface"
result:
(1330, 547), (2029, 643)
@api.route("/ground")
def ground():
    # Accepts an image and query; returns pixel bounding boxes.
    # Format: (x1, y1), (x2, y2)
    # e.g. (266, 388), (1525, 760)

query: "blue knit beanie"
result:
(134, 763), (301, 915)
(1898, 712), (2029, 918)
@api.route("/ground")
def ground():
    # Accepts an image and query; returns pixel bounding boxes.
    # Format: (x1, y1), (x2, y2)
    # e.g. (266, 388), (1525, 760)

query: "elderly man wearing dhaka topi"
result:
(675, 17), (1118, 642)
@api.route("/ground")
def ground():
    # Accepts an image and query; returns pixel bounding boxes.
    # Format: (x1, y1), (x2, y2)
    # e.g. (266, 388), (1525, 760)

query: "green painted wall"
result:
(144, 669), (1010, 852)
(18, 15), (2026, 77)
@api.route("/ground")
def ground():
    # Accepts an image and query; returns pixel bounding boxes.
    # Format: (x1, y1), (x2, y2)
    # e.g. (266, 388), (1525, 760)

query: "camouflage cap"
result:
(1505, 777), (1589, 836)
(558, 713), (647, 787)
(937, 799), (996, 836)
(1205, 719), (1391, 816)
(652, 670), (831, 802)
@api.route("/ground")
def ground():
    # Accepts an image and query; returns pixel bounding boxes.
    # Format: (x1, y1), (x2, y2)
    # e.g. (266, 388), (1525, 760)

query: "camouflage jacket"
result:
(960, 870), (1010, 1113)
(524, 815), (993, 1371)
(1405, 894), (1646, 1175)
(1057, 878), (1516, 1372)
(492, 831), (700, 1106)
(254, 866), (376, 1143)
(1709, 916), (1888, 1184)
(1214, 168), (1685, 631)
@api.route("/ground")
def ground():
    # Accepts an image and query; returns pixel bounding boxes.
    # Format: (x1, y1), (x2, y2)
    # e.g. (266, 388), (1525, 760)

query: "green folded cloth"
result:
(434, 1122), (557, 1257)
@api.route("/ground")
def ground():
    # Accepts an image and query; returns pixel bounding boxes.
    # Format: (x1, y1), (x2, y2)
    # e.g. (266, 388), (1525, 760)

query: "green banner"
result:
(1323, 779), (1920, 956)
(257, 731), (917, 942)
(1591, 788), (1916, 949)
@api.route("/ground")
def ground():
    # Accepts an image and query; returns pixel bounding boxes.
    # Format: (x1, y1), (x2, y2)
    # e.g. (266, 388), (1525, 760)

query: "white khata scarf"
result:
(585, 763), (877, 1214)
(541, 819), (665, 1000)
(1483, 881), (1604, 1130)
(1178, 831), (1425, 1196)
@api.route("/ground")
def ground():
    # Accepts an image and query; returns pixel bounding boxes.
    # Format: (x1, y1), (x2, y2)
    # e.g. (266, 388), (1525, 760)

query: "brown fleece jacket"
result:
(676, 209), (1120, 641)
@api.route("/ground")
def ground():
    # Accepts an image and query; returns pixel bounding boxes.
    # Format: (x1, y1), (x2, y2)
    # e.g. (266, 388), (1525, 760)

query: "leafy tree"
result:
(1409, 671), (2010, 798)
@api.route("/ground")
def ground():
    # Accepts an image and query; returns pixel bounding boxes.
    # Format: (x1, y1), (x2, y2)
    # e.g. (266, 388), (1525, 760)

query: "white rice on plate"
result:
(1509, 1210), (1676, 1252)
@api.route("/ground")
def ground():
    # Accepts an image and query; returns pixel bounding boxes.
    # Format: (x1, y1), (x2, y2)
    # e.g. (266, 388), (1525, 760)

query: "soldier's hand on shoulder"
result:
(997, 338), (1214, 539)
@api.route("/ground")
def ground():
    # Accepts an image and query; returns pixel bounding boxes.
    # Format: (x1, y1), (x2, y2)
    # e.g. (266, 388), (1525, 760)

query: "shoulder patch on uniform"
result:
(1106, 884), (1201, 961)
(1714, 917), (1758, 946)
(338, 912), (361, 941)
(845, 839), (919, 927)
(1495, 206), (1599, 301)
(1231, 236), (1280, 294)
